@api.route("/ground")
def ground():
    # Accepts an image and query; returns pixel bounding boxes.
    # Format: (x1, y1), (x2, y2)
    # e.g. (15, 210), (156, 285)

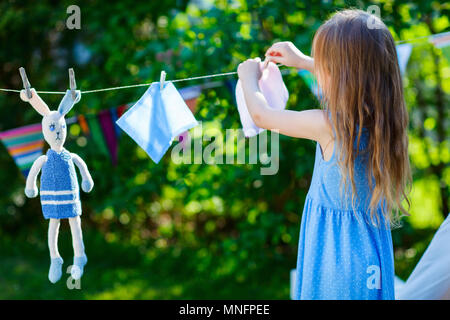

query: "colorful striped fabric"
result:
(0, 85), (201, 177)
(396, 43), (413, 76)
(98, 109), (118, 165)
(430, 31), (450, 62)
(78, 114), (90, 136)
(0, 123), (44, 177)
(298, 69), (322, 99)
(430, 31), (450, 48)
(86, 115), (109, 157)
(110, 107), (121, 138)
(179, 85), (201, 114)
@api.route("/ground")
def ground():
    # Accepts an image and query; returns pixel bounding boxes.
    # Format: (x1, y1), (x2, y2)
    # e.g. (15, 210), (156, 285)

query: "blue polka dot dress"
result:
(294, 131), (395, 300)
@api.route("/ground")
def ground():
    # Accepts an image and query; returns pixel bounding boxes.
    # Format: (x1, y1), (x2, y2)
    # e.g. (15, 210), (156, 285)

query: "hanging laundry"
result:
(98, 109), (119, 165)
(396, 43), (413, 76)
(116, 82), (198, 163)
(86, 115), (109, 156)
(235, 61), (289, 137)
(396, 215), (450, 300)
(0, 123), (44, 177)
(430, 31), (450, 62)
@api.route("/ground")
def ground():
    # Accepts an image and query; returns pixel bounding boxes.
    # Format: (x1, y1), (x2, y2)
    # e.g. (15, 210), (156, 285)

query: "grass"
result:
(0, 226), (291, 299)
(0, 216), (439, 299)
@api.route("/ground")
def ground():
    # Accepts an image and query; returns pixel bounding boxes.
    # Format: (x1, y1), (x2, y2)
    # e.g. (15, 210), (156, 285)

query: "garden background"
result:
(0, 0), (448, 299)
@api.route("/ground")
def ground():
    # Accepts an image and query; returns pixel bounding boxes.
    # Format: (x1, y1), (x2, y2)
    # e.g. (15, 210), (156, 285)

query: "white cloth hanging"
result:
(397, 215), (450, 300)
(235, 61), (288, 137)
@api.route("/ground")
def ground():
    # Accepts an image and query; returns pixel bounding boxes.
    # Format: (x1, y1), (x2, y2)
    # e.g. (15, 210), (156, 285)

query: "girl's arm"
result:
(237, 58), (332, 146)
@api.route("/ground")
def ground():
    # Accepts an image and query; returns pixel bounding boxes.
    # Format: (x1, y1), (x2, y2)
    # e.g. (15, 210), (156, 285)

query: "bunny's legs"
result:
(48, 218), (63, 283)
(69, 216), (87, 280)
(48, 218), (61, 258)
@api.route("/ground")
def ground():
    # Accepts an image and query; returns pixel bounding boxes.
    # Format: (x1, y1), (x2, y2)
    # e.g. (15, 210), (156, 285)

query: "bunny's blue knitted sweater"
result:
(40, 149), (81, 219)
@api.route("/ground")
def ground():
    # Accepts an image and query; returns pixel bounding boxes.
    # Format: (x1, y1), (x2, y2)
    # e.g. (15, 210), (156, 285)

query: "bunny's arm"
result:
(71, 153), (94, 193)
(25, 155), (47, 198)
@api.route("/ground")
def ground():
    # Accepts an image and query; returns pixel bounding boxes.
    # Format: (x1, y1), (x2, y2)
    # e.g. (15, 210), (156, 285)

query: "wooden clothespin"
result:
(19, 67), (32, 99)
(160, 70), (166, 91)
(69, 68), (77, 100)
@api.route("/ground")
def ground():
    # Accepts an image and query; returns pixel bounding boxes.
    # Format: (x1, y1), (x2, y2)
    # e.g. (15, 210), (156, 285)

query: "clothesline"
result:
(0, 32), (445, 95)
(395, 34), (432, 45)
(0, 71), (239, 95)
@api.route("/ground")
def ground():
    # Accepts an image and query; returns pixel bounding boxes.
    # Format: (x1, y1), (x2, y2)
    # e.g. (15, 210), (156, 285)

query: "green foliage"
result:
(0, 0), (448, 298)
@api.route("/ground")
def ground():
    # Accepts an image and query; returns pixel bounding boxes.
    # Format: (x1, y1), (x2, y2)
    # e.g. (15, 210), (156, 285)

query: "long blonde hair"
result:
(312, 9), (411, 225)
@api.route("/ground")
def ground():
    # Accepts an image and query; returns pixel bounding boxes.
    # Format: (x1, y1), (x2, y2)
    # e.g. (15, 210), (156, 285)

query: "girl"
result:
(237, 9), (411, 299)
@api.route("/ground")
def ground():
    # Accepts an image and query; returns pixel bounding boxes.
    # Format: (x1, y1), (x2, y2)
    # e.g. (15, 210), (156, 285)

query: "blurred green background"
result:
(0, 0), (448, 299)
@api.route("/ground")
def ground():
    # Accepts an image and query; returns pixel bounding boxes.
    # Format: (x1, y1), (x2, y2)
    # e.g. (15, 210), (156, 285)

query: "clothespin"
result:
(262, 58), (270, 70)
(69, 68), (77, 100)
(160, 70), (166, 91)
(19, 67), (32, 99)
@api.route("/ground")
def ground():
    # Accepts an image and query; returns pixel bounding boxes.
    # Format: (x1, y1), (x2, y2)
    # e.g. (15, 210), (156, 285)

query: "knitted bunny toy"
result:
(21, 88), (94, 283)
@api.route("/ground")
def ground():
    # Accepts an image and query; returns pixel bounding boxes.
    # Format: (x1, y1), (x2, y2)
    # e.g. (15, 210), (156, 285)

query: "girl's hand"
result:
(237, 58), (262, 84)
(265, 41), (313, 71)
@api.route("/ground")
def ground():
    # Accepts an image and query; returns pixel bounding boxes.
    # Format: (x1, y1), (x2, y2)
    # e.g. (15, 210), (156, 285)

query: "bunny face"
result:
(42, 111), (67, 151)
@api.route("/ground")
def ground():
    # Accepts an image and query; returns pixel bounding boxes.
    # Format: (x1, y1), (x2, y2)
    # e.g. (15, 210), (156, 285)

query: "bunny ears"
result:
(20, 88), (51, 116)
(19, 67), (81, 117)
(20, 89), (81, 117)
(57, 89), (81, 116)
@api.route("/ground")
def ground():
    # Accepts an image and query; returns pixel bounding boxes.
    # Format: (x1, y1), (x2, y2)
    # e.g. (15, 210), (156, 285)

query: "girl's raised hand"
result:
(265, 41), (314, 72)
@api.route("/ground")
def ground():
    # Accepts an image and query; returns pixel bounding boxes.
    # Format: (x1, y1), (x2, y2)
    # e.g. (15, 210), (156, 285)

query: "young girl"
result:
(237, 9), (411, 299)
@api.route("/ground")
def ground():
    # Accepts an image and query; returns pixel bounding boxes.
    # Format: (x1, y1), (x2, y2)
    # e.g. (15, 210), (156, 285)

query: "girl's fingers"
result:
(265, 46), (274, 57)
(265, 49), (283, 58)
(266, 56), (283, 64)
(266, 43), (284, 56)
